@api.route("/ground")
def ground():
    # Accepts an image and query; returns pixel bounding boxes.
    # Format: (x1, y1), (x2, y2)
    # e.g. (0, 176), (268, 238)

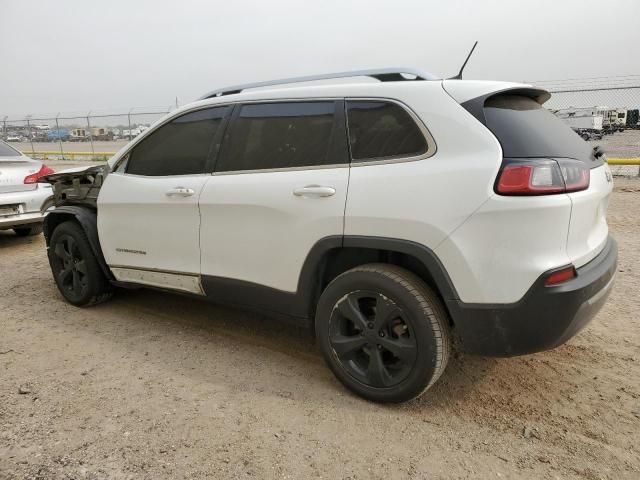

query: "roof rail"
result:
(198, 68), (438, 99)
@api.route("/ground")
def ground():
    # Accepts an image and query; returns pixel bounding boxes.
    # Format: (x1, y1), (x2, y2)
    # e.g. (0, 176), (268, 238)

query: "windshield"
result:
(483, 95), (601, 167)
(0, 141), (21, 157)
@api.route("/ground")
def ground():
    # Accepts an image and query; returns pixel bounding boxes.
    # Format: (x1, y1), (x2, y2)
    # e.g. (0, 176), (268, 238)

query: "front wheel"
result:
(47, 221), (113, 306)
(315, 264), (450, 403)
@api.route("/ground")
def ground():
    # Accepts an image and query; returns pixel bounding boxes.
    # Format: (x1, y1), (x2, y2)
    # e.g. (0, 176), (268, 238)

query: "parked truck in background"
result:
(90, 127), (114, 141)
(554, 106), (628, 134)
(612, 109), (626, 131)
(69, 129), (89, 142)
(47, 129), (70, 142)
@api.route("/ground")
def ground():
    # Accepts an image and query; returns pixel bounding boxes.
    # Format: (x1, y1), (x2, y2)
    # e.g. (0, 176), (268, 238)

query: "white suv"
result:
(42, 69), (617, 403)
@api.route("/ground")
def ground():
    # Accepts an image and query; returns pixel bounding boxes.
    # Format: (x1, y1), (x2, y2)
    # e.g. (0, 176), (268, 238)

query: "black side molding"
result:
(201, 236), (343, 322)
(201, 236), (460, 326)
(342, 236), (460, 302)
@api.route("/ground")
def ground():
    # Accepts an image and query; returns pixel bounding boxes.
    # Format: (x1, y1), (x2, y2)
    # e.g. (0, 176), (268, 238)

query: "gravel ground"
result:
(1, 178), (639, 480)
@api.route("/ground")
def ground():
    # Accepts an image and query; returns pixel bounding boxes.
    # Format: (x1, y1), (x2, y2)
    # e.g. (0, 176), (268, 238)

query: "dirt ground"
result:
(1, 175), (639, 480)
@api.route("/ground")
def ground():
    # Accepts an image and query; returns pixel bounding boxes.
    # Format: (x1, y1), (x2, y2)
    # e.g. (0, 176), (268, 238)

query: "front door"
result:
(98, 105), (230, 293)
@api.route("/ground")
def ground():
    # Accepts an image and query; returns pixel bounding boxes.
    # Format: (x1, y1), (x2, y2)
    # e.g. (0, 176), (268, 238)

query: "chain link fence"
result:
(1, 107), (173, 161)
(2, 79), (640, 176)
(536, 76), (640, 177)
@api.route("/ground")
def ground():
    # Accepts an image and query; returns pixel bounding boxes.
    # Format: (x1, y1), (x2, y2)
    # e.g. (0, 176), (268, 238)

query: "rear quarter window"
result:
(483, 95), (601, 167)
(346, 101), (429, 161)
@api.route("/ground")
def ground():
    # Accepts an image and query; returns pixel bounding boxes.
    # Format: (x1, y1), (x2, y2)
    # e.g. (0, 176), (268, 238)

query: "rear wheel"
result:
(48, 221), (113, 306)
(316, 264), (450, 403)
(13, 224), (43, 236)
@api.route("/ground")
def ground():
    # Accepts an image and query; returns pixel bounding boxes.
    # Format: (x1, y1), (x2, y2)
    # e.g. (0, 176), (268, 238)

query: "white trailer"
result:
(554, 109), (604, 132)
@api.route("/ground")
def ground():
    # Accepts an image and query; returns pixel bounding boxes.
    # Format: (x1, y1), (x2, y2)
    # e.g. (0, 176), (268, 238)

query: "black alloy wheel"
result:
(51, 234), (89, 299)
(329, 291), (417, 388)
(47, 221), (113, 306)
(316, 264), (451, 403)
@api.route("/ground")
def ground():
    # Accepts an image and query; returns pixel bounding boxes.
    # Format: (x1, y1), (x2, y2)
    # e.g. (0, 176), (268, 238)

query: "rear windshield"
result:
(0, 141), (20, 157)
(483, 95), (600, 166)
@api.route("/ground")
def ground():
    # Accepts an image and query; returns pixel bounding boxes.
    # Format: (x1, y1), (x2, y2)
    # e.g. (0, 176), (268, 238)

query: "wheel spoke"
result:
(366, 348), (392, 387)
(337, 294), (368, 331)
(75, 259), (87, 275)
(72, 270), (82, 295)
(330, 334), (367, 359)
(66, 237), (77, 257)
(58, 265), (73, 283)
(378, 337), (417, 363)
(373, 298), (402, 330)
(54, 242), (70, 260)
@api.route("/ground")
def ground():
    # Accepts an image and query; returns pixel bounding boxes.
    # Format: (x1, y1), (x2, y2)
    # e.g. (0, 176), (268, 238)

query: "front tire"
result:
(316, 264), (450, 403)
(47, 221), (113, 306)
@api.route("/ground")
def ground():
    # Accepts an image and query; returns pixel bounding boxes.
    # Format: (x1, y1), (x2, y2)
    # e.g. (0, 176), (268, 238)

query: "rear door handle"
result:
(166, 187), (195, 197)
(293, 185), (336, 197)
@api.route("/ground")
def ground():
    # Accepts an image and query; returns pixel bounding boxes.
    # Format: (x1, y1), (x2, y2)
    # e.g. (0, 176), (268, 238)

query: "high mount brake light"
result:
(496, 159), (589, 196)
(24, 164), (55, 184)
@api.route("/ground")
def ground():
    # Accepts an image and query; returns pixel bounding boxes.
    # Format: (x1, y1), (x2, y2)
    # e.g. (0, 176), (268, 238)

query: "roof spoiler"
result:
(464, 87), (551, 125)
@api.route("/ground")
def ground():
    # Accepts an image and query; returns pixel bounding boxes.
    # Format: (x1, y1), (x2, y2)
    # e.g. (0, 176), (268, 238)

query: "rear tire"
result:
(315, 264), (450, 403)
(47, 221), (113, 306)
(13, 224), (43, 236)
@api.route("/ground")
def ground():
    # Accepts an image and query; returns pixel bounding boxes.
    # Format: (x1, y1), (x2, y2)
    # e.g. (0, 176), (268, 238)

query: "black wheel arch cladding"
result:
(44, 206), (114, 280)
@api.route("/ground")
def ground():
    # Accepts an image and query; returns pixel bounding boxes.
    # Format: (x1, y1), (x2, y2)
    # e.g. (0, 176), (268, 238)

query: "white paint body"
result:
(98, 79), (612, 304)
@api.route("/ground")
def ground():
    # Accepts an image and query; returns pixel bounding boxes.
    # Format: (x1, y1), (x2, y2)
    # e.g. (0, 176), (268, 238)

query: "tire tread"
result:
(341, 264), (450, 395)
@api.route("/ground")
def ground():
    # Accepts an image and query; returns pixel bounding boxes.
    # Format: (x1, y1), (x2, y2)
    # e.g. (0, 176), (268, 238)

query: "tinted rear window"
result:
(0, 141), (20, 157)
(484, 95), (599, 165)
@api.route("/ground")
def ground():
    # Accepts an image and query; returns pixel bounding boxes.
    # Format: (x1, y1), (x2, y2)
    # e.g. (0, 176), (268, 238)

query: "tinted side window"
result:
(126, 106), (228, 176)
(346, 101), (428, 161)
(216, 101), (338, 172)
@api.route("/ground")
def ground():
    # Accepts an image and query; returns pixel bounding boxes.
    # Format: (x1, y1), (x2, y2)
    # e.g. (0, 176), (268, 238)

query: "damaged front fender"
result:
(40, 165), (113, 280)
(39, 164), (109, 209)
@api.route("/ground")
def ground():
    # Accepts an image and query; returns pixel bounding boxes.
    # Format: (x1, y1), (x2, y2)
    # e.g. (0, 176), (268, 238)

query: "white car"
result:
(41, 69), (617, 403)
(0, 141), (54, 236)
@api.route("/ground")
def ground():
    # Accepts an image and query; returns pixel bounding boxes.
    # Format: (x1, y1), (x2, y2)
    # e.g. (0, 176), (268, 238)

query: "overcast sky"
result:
(1, 0), (639, 117)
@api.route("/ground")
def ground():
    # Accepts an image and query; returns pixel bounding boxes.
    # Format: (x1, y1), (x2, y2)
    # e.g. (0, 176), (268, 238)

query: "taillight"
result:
(544, 266), (576, 286)
(24, 164), (55, 184)
(496, 159), (589, 196)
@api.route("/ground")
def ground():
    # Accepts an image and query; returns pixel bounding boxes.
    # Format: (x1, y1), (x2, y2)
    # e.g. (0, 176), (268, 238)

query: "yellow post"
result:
(607, 158), (640, 165)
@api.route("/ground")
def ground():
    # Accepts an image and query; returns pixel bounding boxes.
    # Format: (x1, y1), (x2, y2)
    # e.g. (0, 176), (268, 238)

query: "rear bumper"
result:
(0, 186), (53, 230)
(449, 235), (618, 356)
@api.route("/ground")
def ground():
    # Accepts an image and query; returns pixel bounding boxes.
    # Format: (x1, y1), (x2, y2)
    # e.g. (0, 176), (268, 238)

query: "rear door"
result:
(199, 100), (349, 297)
(97, 106), (230, 293)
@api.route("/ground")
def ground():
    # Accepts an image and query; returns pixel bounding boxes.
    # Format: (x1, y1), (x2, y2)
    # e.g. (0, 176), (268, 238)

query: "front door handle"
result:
(166, 187), (195, 197)
(293, 185), (336, 197)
